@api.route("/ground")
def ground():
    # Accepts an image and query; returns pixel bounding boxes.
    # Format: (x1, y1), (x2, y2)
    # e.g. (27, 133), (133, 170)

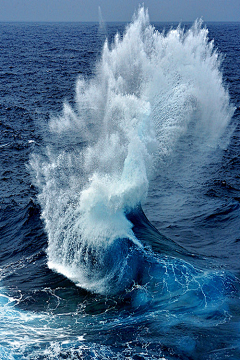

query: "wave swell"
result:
(30, 7), (233, 294)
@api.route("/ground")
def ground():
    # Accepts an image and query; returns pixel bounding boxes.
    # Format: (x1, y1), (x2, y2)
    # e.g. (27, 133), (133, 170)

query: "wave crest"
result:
(30, 7), (233, 294)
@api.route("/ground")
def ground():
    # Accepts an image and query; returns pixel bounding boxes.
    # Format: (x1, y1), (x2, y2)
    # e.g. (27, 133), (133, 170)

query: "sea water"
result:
(1, 7), (240, 359)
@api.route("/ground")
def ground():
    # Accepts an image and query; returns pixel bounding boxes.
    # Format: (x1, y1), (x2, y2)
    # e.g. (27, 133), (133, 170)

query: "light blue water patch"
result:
(0, 286), (77, 358)
(127, 253), (239, 328)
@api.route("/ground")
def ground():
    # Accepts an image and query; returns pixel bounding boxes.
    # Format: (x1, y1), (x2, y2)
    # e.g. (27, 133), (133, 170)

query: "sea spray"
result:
(31, 7), (233, 294)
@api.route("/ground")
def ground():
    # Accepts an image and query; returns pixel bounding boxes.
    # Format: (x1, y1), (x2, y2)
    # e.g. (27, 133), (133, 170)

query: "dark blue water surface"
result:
(0, 17), (240, 359)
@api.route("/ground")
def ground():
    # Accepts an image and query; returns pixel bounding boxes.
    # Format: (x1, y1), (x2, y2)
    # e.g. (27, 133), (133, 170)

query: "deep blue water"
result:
(1, 10), (240, 359)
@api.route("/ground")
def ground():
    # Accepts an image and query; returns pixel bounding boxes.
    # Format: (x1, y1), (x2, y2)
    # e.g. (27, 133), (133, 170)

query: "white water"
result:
(31, 7), (233, 294)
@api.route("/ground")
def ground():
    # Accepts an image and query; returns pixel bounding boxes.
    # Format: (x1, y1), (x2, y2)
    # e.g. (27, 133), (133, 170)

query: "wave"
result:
(30, 7), (234, 295)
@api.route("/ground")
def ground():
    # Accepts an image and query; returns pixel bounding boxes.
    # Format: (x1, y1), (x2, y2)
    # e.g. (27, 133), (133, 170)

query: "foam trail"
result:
(31, 7), (234, 294)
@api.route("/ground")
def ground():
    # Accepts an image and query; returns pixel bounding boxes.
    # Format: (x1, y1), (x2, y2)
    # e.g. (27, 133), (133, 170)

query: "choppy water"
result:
(1, 8), (240, 359)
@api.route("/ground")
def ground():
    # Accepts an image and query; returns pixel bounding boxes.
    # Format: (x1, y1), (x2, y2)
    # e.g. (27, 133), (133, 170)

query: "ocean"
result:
(1, 7), (240, 359)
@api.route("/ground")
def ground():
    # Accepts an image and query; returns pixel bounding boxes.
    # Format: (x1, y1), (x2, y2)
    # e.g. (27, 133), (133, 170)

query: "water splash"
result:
(98, 6), (107, 35)
(31, 7), (233, 294)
